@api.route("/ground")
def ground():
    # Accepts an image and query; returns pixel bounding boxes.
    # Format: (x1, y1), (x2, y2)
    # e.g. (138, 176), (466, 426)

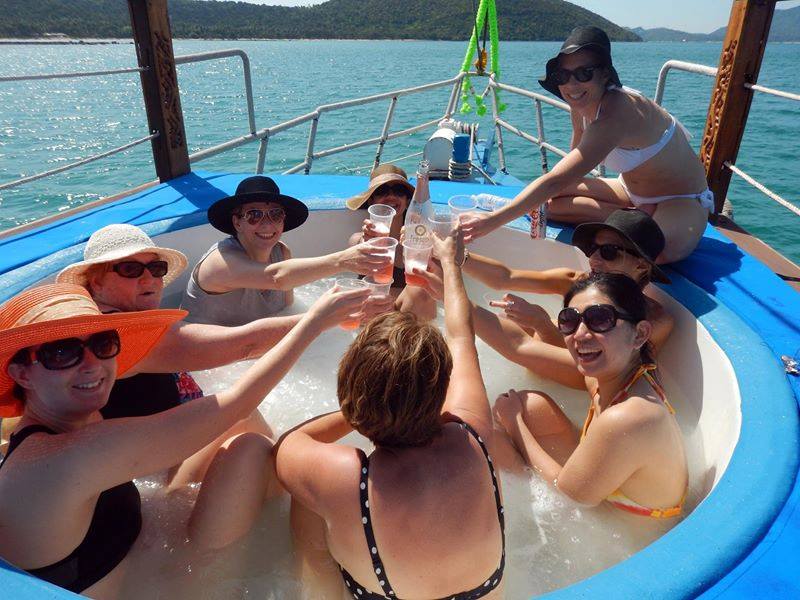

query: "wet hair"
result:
(563, 272), (655, 365)
(337, 311), (452, 448)
(9, 348), (31, 402)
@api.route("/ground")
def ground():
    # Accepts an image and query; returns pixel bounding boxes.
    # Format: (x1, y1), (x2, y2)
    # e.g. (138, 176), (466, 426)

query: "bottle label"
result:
(530, 206), (547, 239)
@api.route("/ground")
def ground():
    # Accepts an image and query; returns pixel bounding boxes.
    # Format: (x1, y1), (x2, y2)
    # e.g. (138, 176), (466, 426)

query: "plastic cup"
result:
(363, 276), (393, 297)
(402, 238), (433, 287)
(367, 204), (396, 236)
(428, 210), (457, 238)
(334, 278), (368, 330)
(366, 237), (398, 284)
(449, 194), (478, 220)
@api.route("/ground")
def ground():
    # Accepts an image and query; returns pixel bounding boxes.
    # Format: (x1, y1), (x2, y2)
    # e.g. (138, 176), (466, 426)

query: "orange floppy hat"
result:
(0, 283), (187, 417)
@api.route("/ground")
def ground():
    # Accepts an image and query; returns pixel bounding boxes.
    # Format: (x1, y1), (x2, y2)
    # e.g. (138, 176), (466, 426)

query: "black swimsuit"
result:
(0, 425), (142, 593)
(339, 420), (505, 599)
(102, 371), (203, 419)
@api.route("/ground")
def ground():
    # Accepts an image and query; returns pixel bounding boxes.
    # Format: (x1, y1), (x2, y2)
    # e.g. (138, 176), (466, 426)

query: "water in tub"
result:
(121, 278), (697, 599)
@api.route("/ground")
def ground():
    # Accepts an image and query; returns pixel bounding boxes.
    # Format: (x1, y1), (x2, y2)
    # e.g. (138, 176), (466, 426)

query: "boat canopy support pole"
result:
(700, 0), (776, 215)
(127, 0), (190, 182)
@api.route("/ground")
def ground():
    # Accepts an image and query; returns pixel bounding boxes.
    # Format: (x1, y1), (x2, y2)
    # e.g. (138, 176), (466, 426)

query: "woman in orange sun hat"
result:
(0, 281), (369, 597)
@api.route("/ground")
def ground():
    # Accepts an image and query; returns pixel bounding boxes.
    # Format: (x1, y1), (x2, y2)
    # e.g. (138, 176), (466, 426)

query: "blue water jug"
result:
(452, 134), (470, 163)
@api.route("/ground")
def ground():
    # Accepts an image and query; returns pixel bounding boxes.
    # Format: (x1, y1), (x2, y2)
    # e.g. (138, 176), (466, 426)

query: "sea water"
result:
(120, 278), (697, 599)
(0, 40), (799, 260)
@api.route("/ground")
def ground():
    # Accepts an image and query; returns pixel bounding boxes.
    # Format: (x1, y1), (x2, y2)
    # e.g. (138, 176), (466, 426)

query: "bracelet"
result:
(457, 248), (470, 268)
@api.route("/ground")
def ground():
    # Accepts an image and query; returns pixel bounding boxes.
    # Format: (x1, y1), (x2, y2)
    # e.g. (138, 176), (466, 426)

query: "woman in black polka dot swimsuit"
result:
(276, 228), (505, 599)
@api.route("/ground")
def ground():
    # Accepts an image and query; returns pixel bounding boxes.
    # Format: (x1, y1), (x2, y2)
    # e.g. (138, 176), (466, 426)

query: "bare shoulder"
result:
(598, 88), (635, 120)
(601, 391), (670, 436)
(198, 242), (251, 289)
(0, 430), (71, 492)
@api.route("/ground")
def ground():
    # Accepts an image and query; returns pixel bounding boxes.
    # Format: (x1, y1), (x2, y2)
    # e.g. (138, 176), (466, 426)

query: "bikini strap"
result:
(0, 425), (56, 470)
(614, 363), (673, 413)
(584, 364), (672, 441)
(356, 449), (396, 598)
(457, 420), (506, 576)
(457, 421), (505, 533)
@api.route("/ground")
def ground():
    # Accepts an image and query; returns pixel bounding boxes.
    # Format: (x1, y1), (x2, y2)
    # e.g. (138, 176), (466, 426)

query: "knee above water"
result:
(222, 432), (274, 463)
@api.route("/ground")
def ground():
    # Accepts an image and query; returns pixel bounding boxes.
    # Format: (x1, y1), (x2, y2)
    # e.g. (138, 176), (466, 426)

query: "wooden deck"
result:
(714, 214), (800, 292)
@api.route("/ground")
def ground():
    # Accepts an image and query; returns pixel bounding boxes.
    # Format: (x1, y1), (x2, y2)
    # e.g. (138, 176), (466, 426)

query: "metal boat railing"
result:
(0, 50), (469, 193)
(653, 59), (800, 216)
(0, 47), (594, 196)
(0, 64), (154, 193)
(1, 51), (797, 216)
(484, 75), (606, 178)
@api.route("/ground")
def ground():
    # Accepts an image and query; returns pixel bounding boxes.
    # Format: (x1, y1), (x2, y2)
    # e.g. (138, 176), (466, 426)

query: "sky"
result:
(236, 0), (800, 34)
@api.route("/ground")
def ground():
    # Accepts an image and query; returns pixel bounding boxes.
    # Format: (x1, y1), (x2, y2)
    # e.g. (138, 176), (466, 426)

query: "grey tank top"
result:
(181, 237), (289, 326)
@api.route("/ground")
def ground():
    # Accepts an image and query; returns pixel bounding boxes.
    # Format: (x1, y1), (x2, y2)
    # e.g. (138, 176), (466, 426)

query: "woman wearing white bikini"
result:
(462, 26), (712, 263)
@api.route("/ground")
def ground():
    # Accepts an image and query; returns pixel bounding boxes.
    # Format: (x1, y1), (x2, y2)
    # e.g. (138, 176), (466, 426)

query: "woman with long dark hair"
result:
(494, 272), (687, 518)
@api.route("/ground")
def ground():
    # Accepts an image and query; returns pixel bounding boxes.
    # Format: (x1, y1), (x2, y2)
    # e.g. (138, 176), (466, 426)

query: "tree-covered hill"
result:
(1, 0), (641, 41)
(631, 6), (799, 42)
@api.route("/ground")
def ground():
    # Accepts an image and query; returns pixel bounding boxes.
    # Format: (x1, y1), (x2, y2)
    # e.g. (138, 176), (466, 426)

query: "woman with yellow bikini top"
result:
(494, 272), (687, 519)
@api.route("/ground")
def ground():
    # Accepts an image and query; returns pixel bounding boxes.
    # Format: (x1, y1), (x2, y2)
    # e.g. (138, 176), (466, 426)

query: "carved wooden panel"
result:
(700, 39), (737, 168)
(154, 30), (185, 150)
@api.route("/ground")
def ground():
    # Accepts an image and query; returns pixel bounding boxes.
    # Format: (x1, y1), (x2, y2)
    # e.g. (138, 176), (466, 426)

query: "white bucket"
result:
(423, 128), (456, 172)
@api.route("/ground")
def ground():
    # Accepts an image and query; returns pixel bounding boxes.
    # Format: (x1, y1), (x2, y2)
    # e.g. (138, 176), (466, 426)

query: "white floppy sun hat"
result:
(56, 224), (188, 287)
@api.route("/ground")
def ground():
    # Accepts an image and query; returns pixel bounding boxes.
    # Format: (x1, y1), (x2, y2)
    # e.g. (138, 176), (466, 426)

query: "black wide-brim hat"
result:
(572, 208), (671, 284)
(208, 176), (309, 235)
(538, 26), (623, 100)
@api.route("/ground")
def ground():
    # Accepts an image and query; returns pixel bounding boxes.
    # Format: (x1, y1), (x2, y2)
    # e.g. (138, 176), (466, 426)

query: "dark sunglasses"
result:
(237, 207), (286, 227)
(583, 243), (640, 262)
(112, 260), (169, 279)
(557, 304), (636, 336)
(374, 183), (411, 198)
(552, 65), (603, 86)
(29, 330), (121, 371)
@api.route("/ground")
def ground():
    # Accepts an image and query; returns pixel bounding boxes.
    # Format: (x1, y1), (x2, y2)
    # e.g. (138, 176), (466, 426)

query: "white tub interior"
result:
(100, 211), (741, 598)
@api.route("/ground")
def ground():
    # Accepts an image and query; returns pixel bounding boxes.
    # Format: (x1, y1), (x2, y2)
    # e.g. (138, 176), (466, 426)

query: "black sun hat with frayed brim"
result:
(207, 176), (309, 235)
(571, 209), (671, 284)
(538, 26), (623, 100)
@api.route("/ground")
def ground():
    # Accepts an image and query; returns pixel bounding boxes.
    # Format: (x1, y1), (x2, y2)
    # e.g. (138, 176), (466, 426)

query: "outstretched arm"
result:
(435, 229), (493, 439)
(464, 252), (580, 295)
(461, 117), (624, 241)
(40, 287), (371, 497)
(128, 314), (303, 374)
(202, 242), (391, 292)
(473, 306), (585, 390)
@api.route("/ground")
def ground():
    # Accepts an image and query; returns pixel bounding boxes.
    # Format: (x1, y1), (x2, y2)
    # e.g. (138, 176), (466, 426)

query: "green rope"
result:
(459, 0), (504, 115)
(487, 0), (505, 112)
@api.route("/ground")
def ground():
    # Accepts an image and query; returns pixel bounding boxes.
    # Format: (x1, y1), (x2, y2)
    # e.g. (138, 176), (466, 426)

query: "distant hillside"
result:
(1, 0), (640, 41)
(633, 5), (800, 42)
(629, 27), (708, 42)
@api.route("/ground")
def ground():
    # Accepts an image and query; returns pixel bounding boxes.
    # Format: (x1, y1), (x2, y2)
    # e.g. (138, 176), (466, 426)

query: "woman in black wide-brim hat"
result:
(180, 176), (392, 326)
(461, 26), (712, 264)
